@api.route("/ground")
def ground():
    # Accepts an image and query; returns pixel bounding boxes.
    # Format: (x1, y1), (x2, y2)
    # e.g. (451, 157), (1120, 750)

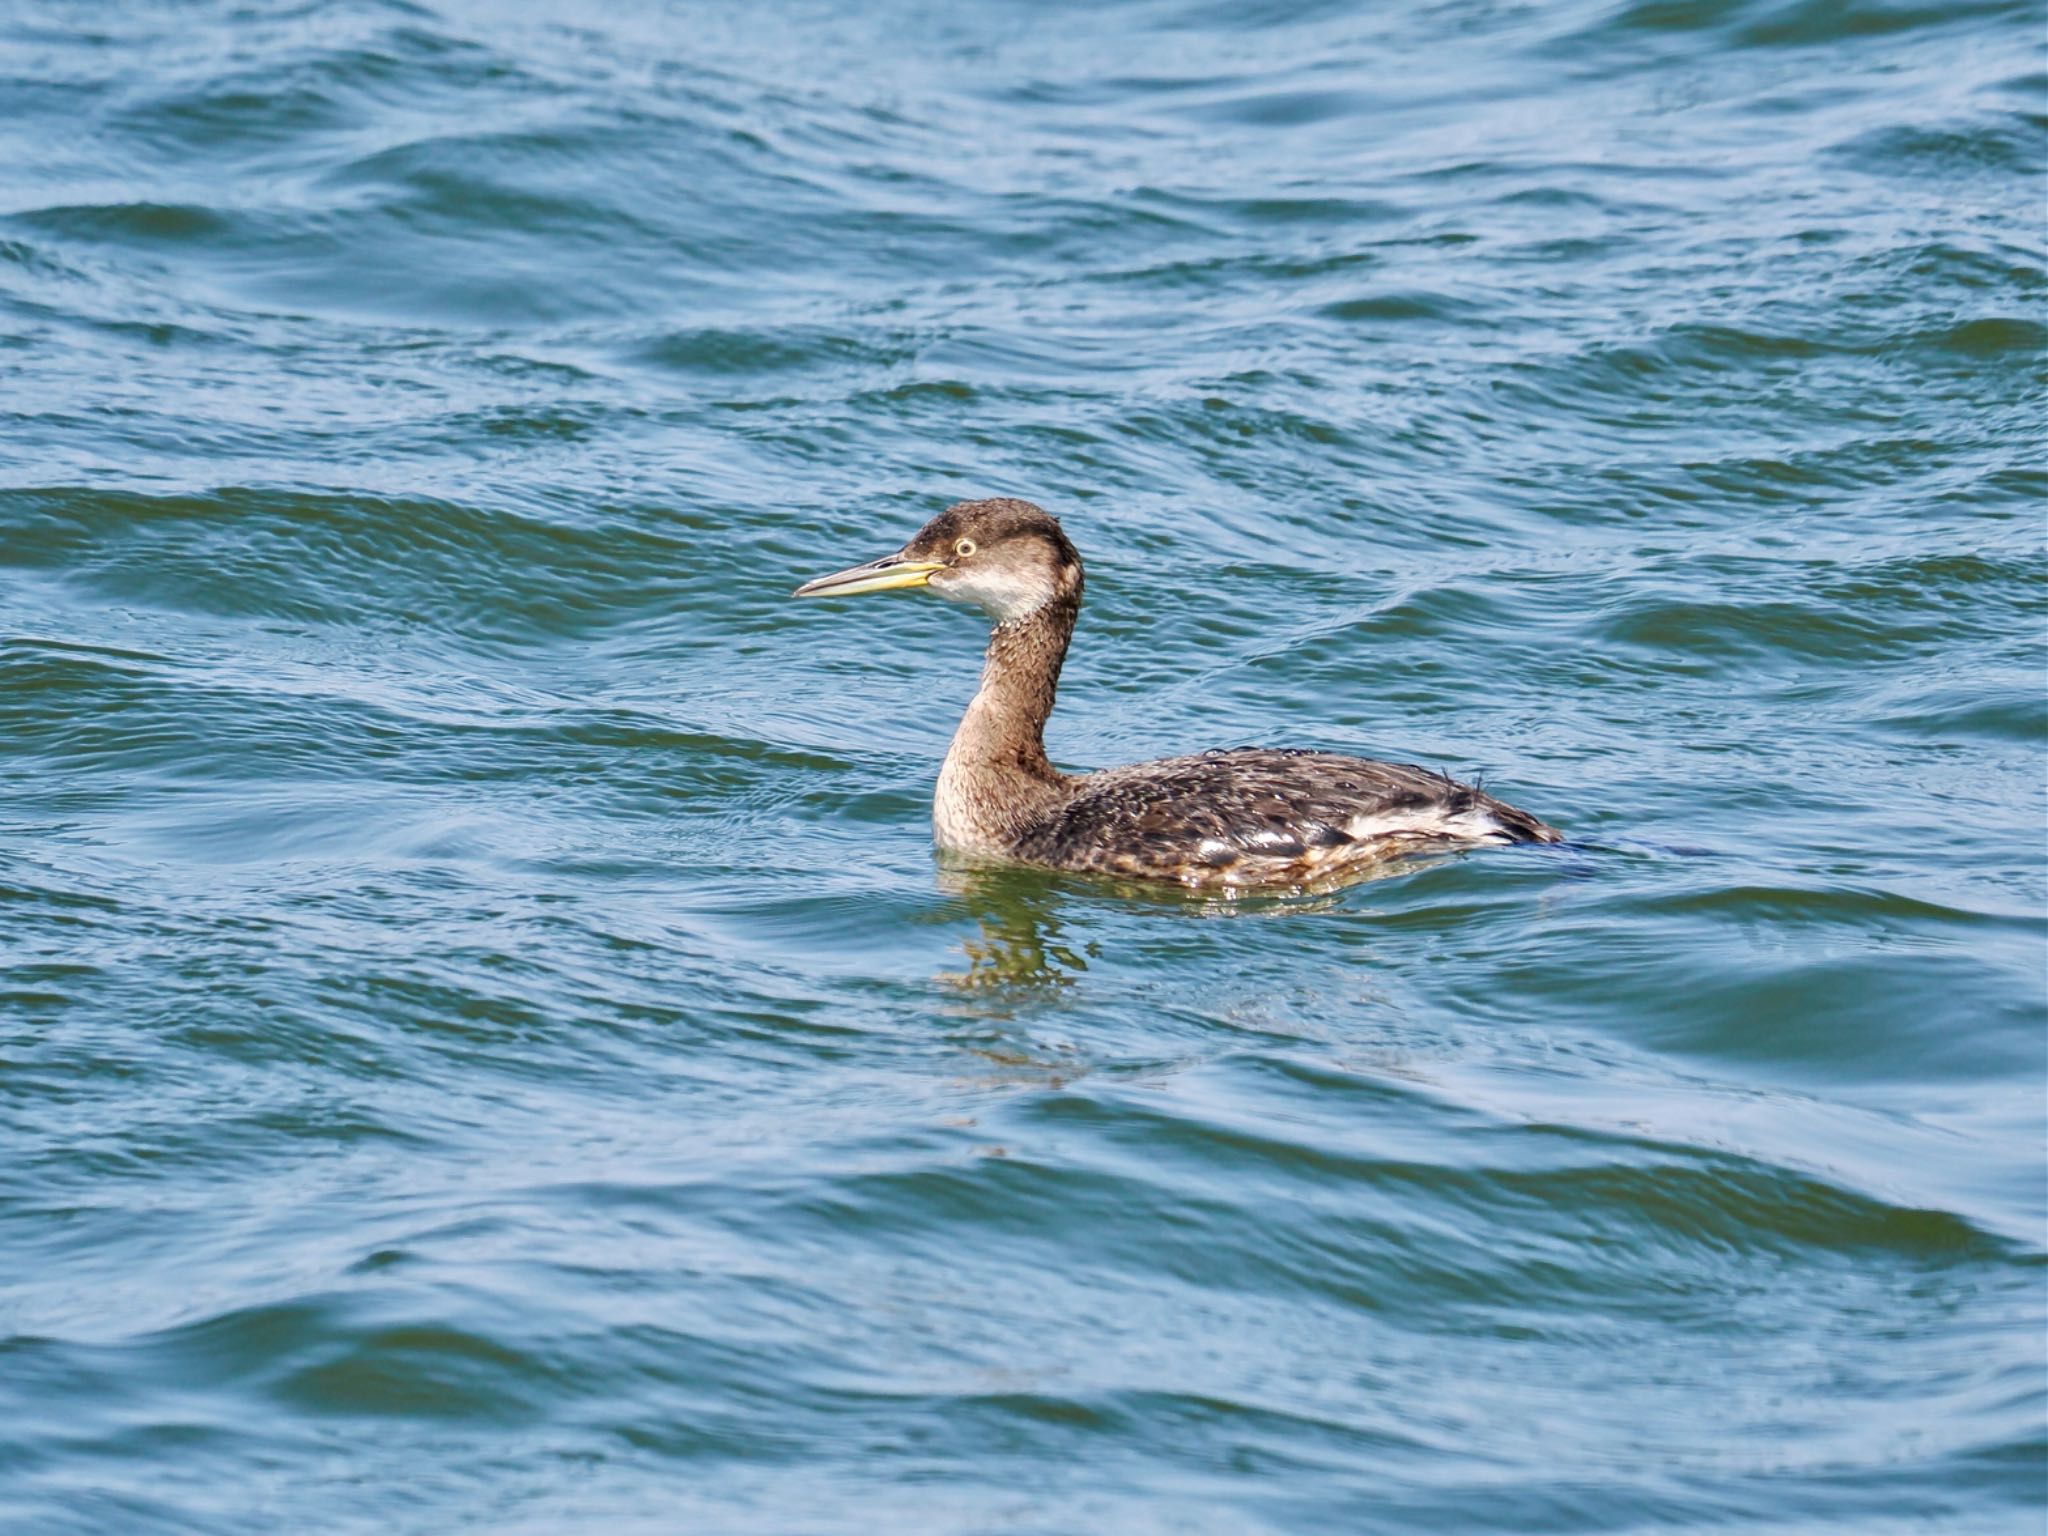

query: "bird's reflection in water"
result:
(934, 860), (1095, 992)
(931, 854), (1401, 994)
(929, 856), (1473, 1099)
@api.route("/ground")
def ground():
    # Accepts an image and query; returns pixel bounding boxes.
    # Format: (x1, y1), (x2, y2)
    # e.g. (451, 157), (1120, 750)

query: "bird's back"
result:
(1007, 747), (1560, 887)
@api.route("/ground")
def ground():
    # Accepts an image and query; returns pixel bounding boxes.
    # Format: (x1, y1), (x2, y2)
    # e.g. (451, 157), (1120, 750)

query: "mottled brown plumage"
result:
(795, 497), (1560, 889)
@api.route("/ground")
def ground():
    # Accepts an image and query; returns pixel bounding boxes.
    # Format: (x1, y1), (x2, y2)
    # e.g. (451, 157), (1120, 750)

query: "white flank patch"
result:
(1343, 804), (1512, 845)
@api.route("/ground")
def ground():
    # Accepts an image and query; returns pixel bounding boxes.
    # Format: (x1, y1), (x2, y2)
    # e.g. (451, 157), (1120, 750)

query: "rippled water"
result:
(4, 1), (2045, 1531)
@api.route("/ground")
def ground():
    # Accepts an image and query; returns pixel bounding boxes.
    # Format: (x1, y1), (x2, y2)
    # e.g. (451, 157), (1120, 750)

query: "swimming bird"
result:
(794, 498), (1560, 888)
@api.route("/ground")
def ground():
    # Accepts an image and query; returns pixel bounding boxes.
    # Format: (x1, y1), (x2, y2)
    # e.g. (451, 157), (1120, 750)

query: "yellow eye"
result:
(954, 538), (977, 558)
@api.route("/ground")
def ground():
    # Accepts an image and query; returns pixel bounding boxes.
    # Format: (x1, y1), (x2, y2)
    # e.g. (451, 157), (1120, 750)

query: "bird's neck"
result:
(934, 591), (1078, 852)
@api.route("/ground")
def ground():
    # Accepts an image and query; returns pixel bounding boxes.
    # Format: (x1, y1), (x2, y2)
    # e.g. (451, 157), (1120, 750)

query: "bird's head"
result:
(794, 497), (1082, 623)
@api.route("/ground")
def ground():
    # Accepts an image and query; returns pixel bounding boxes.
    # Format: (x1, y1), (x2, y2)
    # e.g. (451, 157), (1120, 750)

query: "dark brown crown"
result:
(904, 498), (1080, 570)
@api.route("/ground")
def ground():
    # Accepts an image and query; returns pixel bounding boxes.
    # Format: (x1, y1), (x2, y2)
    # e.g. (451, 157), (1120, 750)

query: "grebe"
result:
(795, 498), (1560, 888)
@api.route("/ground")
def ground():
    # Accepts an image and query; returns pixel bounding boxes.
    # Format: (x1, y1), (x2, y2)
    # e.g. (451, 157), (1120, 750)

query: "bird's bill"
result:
(792, 553), (946, 599)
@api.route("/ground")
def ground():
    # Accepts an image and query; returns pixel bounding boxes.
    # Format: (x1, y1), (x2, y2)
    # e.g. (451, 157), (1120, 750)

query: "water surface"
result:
(2, 1), (2044, 1531)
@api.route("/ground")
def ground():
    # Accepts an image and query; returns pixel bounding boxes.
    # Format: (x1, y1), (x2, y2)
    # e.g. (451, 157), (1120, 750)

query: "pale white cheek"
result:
(934, 565), (1047, 621)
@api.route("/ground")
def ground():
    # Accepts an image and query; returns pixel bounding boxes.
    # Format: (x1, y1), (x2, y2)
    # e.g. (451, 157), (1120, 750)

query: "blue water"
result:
(3, 1), (2044, 1531)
